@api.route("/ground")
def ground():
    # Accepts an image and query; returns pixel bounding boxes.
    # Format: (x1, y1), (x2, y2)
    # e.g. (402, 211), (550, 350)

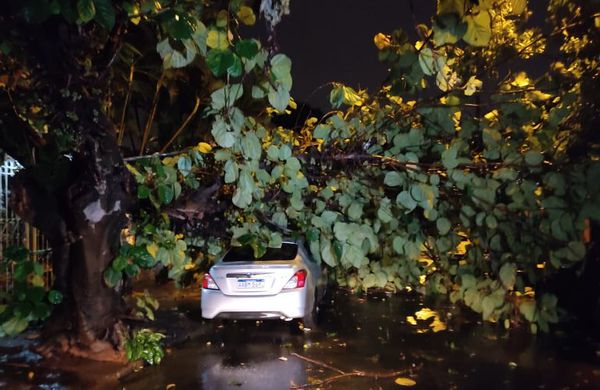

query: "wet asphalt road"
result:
(2, 287), (600, 389)
(119, 290), (600, 390)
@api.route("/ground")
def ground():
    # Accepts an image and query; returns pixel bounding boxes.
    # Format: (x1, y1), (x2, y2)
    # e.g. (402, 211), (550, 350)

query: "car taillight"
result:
(283, 270), (307, 289)
(202, 273), (219, 290)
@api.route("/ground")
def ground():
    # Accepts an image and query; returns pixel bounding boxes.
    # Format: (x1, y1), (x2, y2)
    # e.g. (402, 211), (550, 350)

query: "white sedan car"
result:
(201, 241), (325, 326)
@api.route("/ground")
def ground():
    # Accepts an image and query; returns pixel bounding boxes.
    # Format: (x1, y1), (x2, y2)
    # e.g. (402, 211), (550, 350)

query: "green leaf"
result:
(157, 184), (174, 204)
(313, 124), (330, 140)
(525, 150), (543, 166)
(567, 241), (586, 261)
(362, 273), (376, 289)
(164, 11), (194, 40)
(235, 39), (259, 59)
(320, 239), (337, 267)
(48, 290), (63, 305)
(347, 202), (363, 221)
(268, 84), (290, 111)
(418, 48), (446, 76)
(499, 263), (516, 290)
(393, 236), (406, 254)
(436, 217), (451, 235)
(103, 267), (122, 288)
(462, 11), (491, 47)
(241, 132), (262, 160)
(31, 302), (51, 320)
(77, 0), (96, 23)
(344, 244), (365, 268)
(112, 255), (128, 272)
(377, 198), (393, 224)
(93, 0), (115, 30)
(156, 39), (196, 69)
(270, 54), (292, 89)
(177, 156), (192, 177)
(211, 84), (244, 110)
(485, 215), (498, 229)
(224, 160), (239, 183)
(329, 84), (363, 108)
(137, 185), (150, 199)
(442, 147), (459, 169)
(279, 145), (292, 160)
(211, 117), (237, 148)
(519, 300), (536, 322)
(206, 49), (235, 77)
(1, 316), (29, 336)
(27, 286), (46, 302)
(228, 54), (243, 77)
(432, 13), (467, 46)
(437, 0), (467, 17)
(384, 171), (404, 187)
(397, 191), (417, 212)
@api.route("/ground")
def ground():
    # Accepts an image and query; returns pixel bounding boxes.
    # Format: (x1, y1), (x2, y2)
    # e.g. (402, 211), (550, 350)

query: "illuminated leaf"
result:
(196, 142), (212, 153)
(237, 6), (256, 26)
(511, 0), (527, 15)
(394, 377), (417, 386)
(418, 48), (445, 76)
(206, 29), (229, 50)
(464, 76), (483, 96)
(511, 72), (531, 88)
(373, 33), (391, 49)
(463, 11), (491, 47)
(436, 65), (460, 92)
(1, 316), (29, 336)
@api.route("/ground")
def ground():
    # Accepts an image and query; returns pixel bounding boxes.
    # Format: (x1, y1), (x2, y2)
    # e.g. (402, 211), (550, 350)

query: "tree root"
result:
(290, 352), (420, 389)
(36, 326), (127, 364)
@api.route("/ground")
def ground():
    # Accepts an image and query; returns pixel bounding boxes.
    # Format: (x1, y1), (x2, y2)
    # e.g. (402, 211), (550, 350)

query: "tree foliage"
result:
(1, 0), (599, 347)
(122, 0), (600, 333)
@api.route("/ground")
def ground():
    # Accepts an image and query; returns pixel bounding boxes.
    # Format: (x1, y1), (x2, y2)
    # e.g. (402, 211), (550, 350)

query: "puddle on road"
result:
(2, 289), (600, 389)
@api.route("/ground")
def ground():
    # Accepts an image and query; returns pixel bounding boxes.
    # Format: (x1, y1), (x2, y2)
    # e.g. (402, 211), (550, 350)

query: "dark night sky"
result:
(274, 1), (434, 110)
(266, 0), (547, 112)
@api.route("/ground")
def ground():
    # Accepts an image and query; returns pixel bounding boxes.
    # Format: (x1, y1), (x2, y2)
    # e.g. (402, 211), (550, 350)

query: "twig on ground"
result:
(289, 352), (418, 389)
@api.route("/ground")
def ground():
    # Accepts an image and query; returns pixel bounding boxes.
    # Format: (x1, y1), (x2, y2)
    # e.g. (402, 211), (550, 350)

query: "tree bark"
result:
(10, 110), (132, 362)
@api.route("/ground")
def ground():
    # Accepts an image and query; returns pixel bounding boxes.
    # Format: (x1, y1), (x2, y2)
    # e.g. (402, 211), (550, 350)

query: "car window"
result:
(222, 243), (298, 262)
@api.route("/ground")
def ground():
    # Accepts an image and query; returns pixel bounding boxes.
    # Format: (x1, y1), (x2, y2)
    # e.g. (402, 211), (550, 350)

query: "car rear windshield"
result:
(222, 243), (298, 262)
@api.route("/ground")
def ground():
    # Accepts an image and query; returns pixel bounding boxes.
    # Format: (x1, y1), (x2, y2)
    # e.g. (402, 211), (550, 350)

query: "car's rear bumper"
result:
(201, 288), (308, 320)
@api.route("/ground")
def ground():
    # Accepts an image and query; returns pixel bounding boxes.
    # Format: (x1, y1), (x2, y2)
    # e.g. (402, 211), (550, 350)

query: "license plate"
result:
(237, 278), (265, 289)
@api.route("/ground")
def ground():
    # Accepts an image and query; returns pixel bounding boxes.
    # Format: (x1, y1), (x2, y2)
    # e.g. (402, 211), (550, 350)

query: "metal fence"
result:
(0, 158), (51, 296)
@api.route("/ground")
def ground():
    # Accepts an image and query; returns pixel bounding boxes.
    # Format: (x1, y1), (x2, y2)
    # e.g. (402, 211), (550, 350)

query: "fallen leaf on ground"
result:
(395, 377), (416, 386)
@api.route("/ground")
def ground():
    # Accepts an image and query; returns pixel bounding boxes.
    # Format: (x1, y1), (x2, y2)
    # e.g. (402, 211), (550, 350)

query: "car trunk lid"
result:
(210, 262), (297, 295)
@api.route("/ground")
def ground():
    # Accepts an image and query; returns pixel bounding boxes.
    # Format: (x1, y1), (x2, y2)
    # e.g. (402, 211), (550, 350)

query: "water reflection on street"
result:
(120, 290), (600, 389)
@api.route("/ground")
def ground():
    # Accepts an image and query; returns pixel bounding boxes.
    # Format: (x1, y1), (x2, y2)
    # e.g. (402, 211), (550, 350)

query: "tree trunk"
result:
(11, 111), (132, 362)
